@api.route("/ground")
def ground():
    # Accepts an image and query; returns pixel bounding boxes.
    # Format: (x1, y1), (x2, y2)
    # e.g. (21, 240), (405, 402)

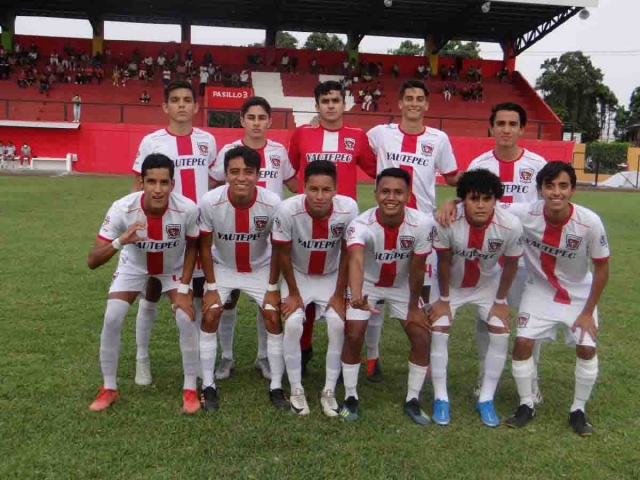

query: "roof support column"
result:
(89, 15), (104, 55)
(181, 20), (191, 45)
(424, 34), (439, 74)
(500, 38), (517, 72)
(346, 31), (364, 64)
(1, 12), (16, 52)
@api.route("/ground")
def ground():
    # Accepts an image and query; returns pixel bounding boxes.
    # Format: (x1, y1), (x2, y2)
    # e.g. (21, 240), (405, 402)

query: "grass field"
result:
(1, 175), (639, 480)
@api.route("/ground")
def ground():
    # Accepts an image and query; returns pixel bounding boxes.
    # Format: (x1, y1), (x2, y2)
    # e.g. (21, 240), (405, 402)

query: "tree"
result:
(248, 31), (298, 49)
(614, 87), (640, 140)
(303, 32), (345, 51)
(388, 40), (424, 56)
(440, 40), (480, 59)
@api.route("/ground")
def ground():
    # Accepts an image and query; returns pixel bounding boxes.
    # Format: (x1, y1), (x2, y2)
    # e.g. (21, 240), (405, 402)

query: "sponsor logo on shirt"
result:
(343, 137), (356, 151)
(297, 238), (341, 249)
(254, 216), (269, 231)
(487, 238), (504, 253)
(270, 155), (281, 168)
(331, 223), (345, 238)
(166, 224), (182, 239)
(503, 183), (530, 194)
(420, 143), (434, 157)
(173, 157), (208, 167)
(386, 152), (430, 167)
(519, 168), (535, 184)
(517, 313), (530, 327)
(399, 235), (415, 250)
(566, 234), (582, 250)
(306, 153), (353, 163)
(197, 143), (209, 155)
(524, 237), (577, 258)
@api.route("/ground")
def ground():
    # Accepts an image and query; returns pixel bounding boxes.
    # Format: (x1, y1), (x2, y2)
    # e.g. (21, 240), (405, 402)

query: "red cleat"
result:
(89, 387), (120, 412)
(182, 389), (200, 414)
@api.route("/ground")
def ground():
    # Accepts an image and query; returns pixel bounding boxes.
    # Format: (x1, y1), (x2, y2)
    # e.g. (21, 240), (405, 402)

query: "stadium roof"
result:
(11, 0), (597, 54)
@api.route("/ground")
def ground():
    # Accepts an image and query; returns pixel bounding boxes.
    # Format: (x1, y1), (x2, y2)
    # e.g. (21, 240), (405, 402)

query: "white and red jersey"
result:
(198, 185), (280, 273)
(346, 207), (434, 287)
(132, 128), (217, 203)
(367, 124), (458, 214)
(212, 139), (296, 199)
(272, 194), (359, 275)
(433, 203), (523, 289)
(467, 149), (547, 203)
(500, 200), (610, 305)
(97, 192), (199, 276)
(289, 124), (377, 200)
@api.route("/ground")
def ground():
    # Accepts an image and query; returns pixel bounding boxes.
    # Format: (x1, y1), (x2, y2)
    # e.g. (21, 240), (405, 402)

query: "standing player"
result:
(289, 80), (378, 376)
(210, 96), (298, 381)
(130, 80), (217, 386)
(428, 169), (523, 427)
(87, 154), (201, 413)
(500, 162), (609, 435)
(20, 142), (32, 169)
(272, 161), (359, 416)
(340, 168), (434, 424)
(366, 80), (459, 381)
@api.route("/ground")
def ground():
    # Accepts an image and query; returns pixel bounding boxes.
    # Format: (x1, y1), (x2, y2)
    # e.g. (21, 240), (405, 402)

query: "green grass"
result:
(1, 176), (638, 480)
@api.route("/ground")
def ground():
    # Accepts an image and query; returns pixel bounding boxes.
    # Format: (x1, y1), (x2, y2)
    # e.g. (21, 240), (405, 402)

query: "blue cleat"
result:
(432, 399), (450, 426)
(477, 400), (500, 427)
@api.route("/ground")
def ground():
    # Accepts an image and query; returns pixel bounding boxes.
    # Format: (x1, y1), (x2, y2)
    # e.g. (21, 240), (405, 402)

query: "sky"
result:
(8, 0), (638, 107)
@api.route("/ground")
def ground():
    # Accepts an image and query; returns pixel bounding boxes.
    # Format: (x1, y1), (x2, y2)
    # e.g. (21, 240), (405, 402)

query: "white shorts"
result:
(109, 270), (180, 294)
(433, 275), (500, 327)
(281, 270), (338, 319)
(506, 265), (528, 311)
(424, 251), (437, 288)
(215, 265), (269, 306)
(347, 281), (422, 322)
(516, 289), (598, 348)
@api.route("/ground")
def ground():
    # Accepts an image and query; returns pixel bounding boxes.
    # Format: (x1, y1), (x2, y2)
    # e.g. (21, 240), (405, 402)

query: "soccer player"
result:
(272, 161), (359, 416)
(0, 140), (5, 169)
(130, 80), (217, 386)
(340, 168), (435, 424)
(428, 169), (523, 427)
(20, 142), (32, 169)
(5, 141), (16, 167)
(500, 162), (609, 436)
(366, 80), (459, 381)
(210, 96), (298, 381)
(289, 80), (377, 377)
(87, 154), (201, 413)
(176, 146), (287, 410)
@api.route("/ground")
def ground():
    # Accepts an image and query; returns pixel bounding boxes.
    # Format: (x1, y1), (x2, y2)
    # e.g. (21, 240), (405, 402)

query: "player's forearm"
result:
(278, 248), (298, 294)
(198, 234), (216, 283)
(285, 177), (299, 194)
(334, 243), (349, 295)
(269, 246), (282, 286)
(179, 239), (199, 285)
(348, 249), (365, 299)
(408, 255), (427, 309)
(583, 261), (609, 315)
(496, 257), (519, 301)
(209, 178), (223, 190)
(87, 243), (120, 270)
(436, 251), (452, 298)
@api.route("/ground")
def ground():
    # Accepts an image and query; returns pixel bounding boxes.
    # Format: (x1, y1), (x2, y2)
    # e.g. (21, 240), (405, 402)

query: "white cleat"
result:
(135, 357), (153, 385)
(215, 357), (235, 380)
(290, 388), (310, 416)
(255, 357), (272, 380)
(320, 389), (340, 417)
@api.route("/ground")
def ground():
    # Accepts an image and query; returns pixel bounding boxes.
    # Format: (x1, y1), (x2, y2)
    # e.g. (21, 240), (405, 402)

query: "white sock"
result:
(193, 297), (203, 377)
(135, 299), (157, 360)
(283, 310), (304, 391)
(342, 362), (360, 400)
(571, 356), (598, 413)
(100, 299), (130, 390)
(406, 361), (428, 402)
(475, 315), (489, 381)
(430, 331), (450, 402)
(267, 332), (285, 390)
(365, 310), (384, 359)
(175, 308), (199, 391)
(512, 357), (535, 408)
(479, 332), (509, 402)
(324, 311), (345, 392)
(532, 340), (542, 386)
(218, 306), (237, 360)
(256, 310), (268, 360)
(199, 331), (217, 389)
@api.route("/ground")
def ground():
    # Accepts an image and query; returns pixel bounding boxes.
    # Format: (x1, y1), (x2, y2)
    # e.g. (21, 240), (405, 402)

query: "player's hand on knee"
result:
(174, 292), (195, 320)
(572, 310), (598, 343)
(263, 291), (281, 315)
(406, 306), (430, 331)
(202, 289), (222, 315)
(120, 221), (148, 244)
(281, 292), (303, 319)
(428, 300), (452, 324)
(487, 303), (511, 333)
(328, 292), (347, 321)
(351, 295), (379, 313)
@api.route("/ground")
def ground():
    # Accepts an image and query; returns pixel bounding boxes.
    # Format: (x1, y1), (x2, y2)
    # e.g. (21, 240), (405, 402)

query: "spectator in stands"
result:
(213, 65), (223, 82)
(185, 56), (194, 76)
(443, 83), (452, 102)
(61, 55), (70, 69)
(139, 63), (148, 81)
(239, 69), (250, 87)
(28, 49), (38, 65)
(449, 65), (458, 81)
(85, 65), (94, 83)
(373, 85), (383, 99)
(75, 68), (85, 85)
(14, 42), (22, 59)
(199, 67), (209, 95)
(128, 60), (138, 77)
(474, 81), (485, 102)
(157, 66), (169, 86)
(417, 64), (425, 79)
(476, 66), (483, 82)
(230, 72), (240, 87)
(0, 55), (9, 80)
(425, 64), (431, 80)
(38, 73), (50, 95)
(26, 68), (35, 86)
(81, 51), (91, 64)
(112, 68), (121, 87)
(176, 63), (187, 80)
(290, 54), (299, 75)
(362, 91), (373, 111)
(377, 61), (384, 76)
(144, 55), (154, 73)
(17, 69), (27, 88)
(391, 62), (399, 78)
(72, 94), (81, 122)
(50, 50), (59, 66)
(497, 65), (509, 83)
(204, 51), (213, 65)
(310, 57), (318, 74)
(56, 62), (65, 82)
(466, 66), (476, 82)
(343, 59), (350, 76)
(95, 65), (104, 85)
(280, 53), (290, 73)
(140, 90), (151, 103)
(362, 70), (373, 83)
(122, 68), (131, 87)
(104, 47), (111, 63)
(157, 52), (167, 72)
(461, 85), (471, 101)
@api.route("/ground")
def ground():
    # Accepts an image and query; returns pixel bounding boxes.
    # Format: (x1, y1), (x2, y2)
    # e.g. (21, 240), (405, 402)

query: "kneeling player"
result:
(428, 169), (523, 427)
(501, 162), (609, 435)
(87, 154), (201, 413)
(341, 168), (435, 424)
(272, 161), (359, 416)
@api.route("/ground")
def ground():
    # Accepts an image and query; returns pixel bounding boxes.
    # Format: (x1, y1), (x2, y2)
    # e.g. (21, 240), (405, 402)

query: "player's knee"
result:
(284, 310), (304, 336)
(103, 299), (129, 331)
(325, 313), (345, 340)
(512, 337), (534, 360)
(576, 345), (597, 360)
(201, 308), (221, 333)
(344, 326), (365, 348)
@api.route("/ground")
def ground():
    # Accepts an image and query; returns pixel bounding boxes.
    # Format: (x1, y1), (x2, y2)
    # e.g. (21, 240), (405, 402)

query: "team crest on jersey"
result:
(274, 217), (282, 232)
(346, 226), (356, 238)
(431, 227), (440, 243)
(519, 168), (535, 184)
(331, 223), (345, 238)
(270, 155), (281, 168)
(343, 137), (356, 151)
(600, 235), (608, 248)
(399, 236), (415, 250)
(166, 224), (182, 239)
(420, 143), (434, 157)
(102, 215), (110, 228)
(487, 238), (504, 253)
(197, 143), (209, 155)
(254, 216), (269, 231)
(517, 313), (530, 327)
(566, 234), (582, 250)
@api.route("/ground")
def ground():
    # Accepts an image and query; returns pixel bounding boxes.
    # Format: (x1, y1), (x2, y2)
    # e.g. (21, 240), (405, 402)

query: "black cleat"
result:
(403, 398), (432, 426)
(569, 410), (594, 436)
(339, 396), (359, 422)
(366, 358), (384, 384)
(301, 347), (314, 377)
(503, 404), (535, 428)
(269, 388), (290, 410)
(200, 386), (219, 411)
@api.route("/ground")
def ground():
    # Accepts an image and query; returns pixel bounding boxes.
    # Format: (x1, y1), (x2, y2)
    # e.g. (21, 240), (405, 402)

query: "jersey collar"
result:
(227, 185), (258, 210)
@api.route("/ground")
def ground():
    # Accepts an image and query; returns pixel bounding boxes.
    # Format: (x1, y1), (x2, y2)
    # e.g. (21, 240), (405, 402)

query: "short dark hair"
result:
(164, 80), (197, 103)
(304, 160), (336, 184)
(224, 145), (262, 173)
(399, 80), (429, 99)
(375, 167), (411, 188)
(536, 161), (576, 190)
(489, 102), (527, 127)
(241, 96), (272, 117)
(314, 81), (345, 103)
(141, 153), (175, 179)
(456, 169), (504, 200)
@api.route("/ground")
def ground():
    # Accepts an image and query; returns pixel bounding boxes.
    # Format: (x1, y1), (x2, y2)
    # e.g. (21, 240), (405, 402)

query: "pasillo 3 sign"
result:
(205, 87), (254, 109)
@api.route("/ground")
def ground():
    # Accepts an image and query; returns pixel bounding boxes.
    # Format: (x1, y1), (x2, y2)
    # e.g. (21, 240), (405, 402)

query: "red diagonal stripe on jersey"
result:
(235, 207), (252, 273)
(460, 226), (486, 288)
(375, 223), (400, 287)
(176, 134), (196, 202)
(146, 216), (164, 275)
(308, 217), (329, 275)
(541, 223), (571, 304)
(401, 134), (418, 209)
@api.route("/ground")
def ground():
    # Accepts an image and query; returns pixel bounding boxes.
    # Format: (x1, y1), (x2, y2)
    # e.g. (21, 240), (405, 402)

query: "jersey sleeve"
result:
(413, 218), (434, 256)
(197, 195), (215, 234)
(186, 204), (200, 240)
(498, 202), (528, 220)
(211, 146), (227, 182)
(346, 219), (367, 249)
(347, 199), (360, 229)
(132, 136), (153, 174)
(281, 148), (297, 182)
(503, 220), (524, 258)
(357, 130), (378, 179)
(436, 133), (458, 176)
(271, 203), (293, 244)
(207, 136), (218, 178)
(433, 223), (451, 251)
(588, 216), (611, 261)
(97, 203), (127, 242)
(288, 128), (301, 172)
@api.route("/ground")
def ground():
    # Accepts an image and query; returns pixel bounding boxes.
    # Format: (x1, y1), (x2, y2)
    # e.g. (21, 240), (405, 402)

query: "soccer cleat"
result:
(269, 389), (290, 410)
(255, 357), (272, 380)
(532, 378), (543, 405)
(135, 357), (153, 386)
(503, 404), (535, 428)
(477, 400), (500, 427)
(290, 388), (310, 415)
(301, 347), (314, 377)
(216, 358), (235, 380)
(200, 386), (219, 411)
(432, 399), (451, 426)
(89, 387), (120, 412)
(339, 396), (359, 422)
(366, 358), (384, 384)
(404, 398), (432, 426)
(182, 389), (200, 414)
(320, 389), (340, 417)
(569, 410), (594, 436)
